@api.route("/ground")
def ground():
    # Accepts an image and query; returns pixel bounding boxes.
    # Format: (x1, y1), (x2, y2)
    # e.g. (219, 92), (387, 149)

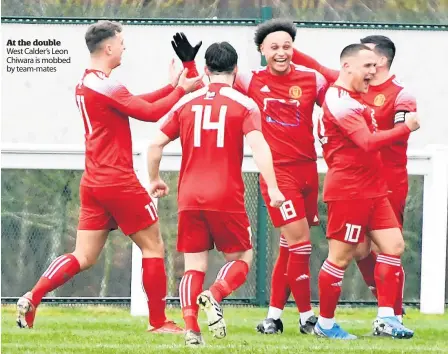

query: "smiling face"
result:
(343, 49), (377, 93)
(260, 31), (293, 76)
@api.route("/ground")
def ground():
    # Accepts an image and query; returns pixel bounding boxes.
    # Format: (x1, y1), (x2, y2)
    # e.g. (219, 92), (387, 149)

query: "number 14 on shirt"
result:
(192, 104), (227, 148)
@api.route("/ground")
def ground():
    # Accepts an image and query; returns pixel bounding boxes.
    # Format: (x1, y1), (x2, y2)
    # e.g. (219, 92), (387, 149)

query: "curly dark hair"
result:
(254, 19), (297, 52)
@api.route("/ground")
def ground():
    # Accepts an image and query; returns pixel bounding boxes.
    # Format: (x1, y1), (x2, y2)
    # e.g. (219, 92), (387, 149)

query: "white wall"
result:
(2, 23), (448, 150)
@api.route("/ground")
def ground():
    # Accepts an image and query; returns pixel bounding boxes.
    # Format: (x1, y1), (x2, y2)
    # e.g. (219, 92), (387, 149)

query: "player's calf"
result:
(280, 219), (316, 330)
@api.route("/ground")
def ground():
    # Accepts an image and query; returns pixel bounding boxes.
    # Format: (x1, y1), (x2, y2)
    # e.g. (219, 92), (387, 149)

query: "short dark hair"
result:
(340, 43), (372, 60)
(360, 35), (396, 68)
(85, 20), (122, 53)
(254, 19), (296, 51)
(205, 42), (238, 74)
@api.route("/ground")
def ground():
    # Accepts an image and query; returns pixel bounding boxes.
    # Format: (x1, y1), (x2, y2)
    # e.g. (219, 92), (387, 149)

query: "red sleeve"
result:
(335, 111), (411, 152)
(292, 49), (339, 84)
(234, 71), (254, 95)
(315, 72), (329, 107)
(393, 87), (417, 124)
(107, 84), (185, 122)
(160, 110), (181, 140)
(137, 84), (174, 102)
(242, 105), (262, 135)
(183, 61), (206, 89)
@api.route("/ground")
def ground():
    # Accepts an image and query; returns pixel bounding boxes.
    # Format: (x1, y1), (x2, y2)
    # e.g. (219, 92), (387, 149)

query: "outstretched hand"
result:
(171, 32), (202, 62)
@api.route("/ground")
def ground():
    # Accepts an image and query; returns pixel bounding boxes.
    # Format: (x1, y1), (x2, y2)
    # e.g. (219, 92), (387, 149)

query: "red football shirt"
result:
(75, 69), (185, 187)
(234, 64), (328, 165)
(320, 86), (410, 201)
(362, 75), (417, 168)
(161, 83), (261, 212)
(292, 49), (417, 170)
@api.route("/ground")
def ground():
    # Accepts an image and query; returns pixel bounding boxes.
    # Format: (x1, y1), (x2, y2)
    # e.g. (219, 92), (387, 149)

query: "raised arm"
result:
(336, 110), (419, 153)
(171, 32), (206, 88)
(137, 84), (175, 103)
(393, 86), (417, 125)
(293, 48), (339, 84)
(107, 83), (185, 122)
(171, 32), (254, 95)
(103, 69), (201, 122)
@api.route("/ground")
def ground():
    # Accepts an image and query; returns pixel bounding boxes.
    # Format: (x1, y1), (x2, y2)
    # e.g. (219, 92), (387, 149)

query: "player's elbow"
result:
(246, 131), (267, 152)
(147, 141), (163, 158)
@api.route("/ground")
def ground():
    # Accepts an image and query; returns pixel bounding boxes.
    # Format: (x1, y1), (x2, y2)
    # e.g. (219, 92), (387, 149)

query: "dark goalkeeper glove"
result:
(171, 32), (202, 62)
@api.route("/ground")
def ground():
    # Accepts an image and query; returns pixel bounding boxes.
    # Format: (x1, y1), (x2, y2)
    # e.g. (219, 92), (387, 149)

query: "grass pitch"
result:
(1, 305), (447, 353)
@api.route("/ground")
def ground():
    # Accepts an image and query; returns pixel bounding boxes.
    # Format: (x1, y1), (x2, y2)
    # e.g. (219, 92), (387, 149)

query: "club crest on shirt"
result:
(289, 86), (302, 99)
(374, 94), (386, 107)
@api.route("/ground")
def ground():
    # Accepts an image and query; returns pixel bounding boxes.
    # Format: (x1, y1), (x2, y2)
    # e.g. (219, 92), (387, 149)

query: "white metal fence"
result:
(2, 143), (447, 314)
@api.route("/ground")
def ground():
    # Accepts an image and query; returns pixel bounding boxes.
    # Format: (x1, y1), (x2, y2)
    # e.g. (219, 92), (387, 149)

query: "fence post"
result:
(420, 145), (448, 314)
(256, 181), (268, 306)
(255, 5), (273, 307)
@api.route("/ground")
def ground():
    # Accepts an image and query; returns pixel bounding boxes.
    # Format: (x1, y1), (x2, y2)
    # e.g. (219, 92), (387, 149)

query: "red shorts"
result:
(384, 166), (409, 228)
(260, 162), (319, 228)
(177, 210), (252, 253)
(326, 196), (399, 244)
(78, 184), (158, 235)
(387, 188), (407, 229)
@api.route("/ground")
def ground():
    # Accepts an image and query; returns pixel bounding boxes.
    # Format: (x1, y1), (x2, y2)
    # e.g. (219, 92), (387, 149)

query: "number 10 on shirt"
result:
(192, 104), (227, 147)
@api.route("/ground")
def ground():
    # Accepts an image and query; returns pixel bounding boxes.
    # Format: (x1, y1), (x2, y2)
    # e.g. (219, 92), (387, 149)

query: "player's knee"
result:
(224, 249), (253, 269)
(281, 218), (310, 244)
(135, 231), (165, 257)
(184, 252), (208, 272)
(146, 235), (165, 256)
(72, 252), (96, 270)
(240, 249), (253, 268)
(330, 256), (352, 269)
(388, 238), (405, 256)
(353, 244), (371, 261)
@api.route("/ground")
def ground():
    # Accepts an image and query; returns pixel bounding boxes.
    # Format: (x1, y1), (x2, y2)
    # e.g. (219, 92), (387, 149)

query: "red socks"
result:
(375, 254), (402, 309)
(394, 266), (405, 316)
(356, 251), (378, 298)
(286, 241), (312, 313)
(318, 259), (345, 319)
(269, 237), (291, 309)
(31, 254), (81, 305)
(179, 270), (205, 332)
(209, 260), (249, 303)
(142, 258), (167, 328)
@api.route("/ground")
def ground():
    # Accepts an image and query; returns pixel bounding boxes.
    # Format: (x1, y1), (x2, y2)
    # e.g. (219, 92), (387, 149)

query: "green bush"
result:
(2, 0), (448, 24)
